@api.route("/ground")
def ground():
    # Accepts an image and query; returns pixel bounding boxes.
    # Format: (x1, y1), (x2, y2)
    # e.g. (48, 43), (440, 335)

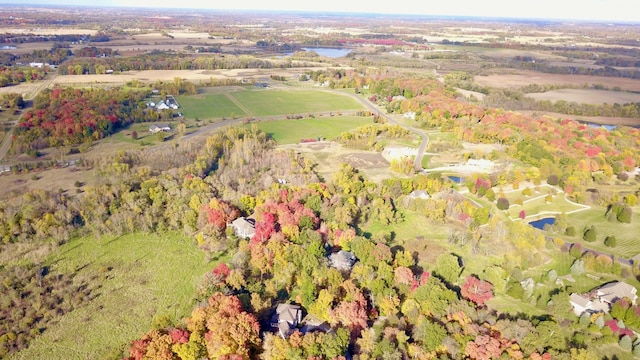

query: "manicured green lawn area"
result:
(111, 122), (172, 145)
(564, 207), (640, 259)
(232, 89), (364, 116)
(177, 93), (246, 119)
(486, 296), (546, 317)
(250, 116), (372, 144)
(12, 232), (216, 360)
(365, 210), (449, 244)
(505, 192), (588, 219)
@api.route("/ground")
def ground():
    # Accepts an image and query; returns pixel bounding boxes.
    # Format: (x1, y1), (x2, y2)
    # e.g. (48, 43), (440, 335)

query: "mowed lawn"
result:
(12, 232), (215, 360)
(505, 192), (587, 219)
(177, 93), (246, 119)
(251, 116), (372, 144)
(565, 207), (640, 259)
(232, 89), (364, 116)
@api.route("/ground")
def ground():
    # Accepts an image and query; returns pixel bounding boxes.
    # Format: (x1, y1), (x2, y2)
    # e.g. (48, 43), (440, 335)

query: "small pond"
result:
(528, 217), (555, 230)
(584, 122), (617, 131)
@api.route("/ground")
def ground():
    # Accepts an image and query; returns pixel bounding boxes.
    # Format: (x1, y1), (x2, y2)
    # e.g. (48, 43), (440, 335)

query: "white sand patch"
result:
(382, 146), (417, 162)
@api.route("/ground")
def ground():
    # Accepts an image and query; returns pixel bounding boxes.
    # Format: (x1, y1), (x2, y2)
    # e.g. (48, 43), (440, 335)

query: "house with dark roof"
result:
(270, 303), (303, 338)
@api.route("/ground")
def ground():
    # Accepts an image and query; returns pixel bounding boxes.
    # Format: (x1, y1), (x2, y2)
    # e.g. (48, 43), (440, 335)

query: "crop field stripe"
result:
(232, 89), (364, 116)
(250, 116), (372, 144)
(225, 92), (254, 116)
(177, 93), (247, 119)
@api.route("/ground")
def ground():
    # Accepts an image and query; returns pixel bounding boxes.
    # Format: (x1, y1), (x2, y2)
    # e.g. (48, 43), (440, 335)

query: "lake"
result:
(529, 217), (555, 230)
(302, 47), (352, 58)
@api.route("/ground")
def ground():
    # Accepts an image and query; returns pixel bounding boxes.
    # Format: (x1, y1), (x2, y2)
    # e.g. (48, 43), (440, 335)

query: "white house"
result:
(409, 190), (430, 200)
(569, 293), (608, 316)
(230, 217), (255, 239)
(156, 101), (170, 110)
(596, 281), (637, 305)
(329, 250), (357, 272)
(149, 124), (171, 133)
(570, 281), (637, 316)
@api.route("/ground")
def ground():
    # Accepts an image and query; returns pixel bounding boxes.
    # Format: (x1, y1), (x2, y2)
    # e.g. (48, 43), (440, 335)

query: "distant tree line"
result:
(57, 53), (320, 75)
(0, 66), (48, 88)
(12, 87), (150, 154)
(509, 59), (640, 79)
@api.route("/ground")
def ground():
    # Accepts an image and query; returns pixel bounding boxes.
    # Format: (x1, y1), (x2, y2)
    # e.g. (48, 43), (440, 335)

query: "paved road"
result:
(339, 91), (430, 170)
(181, 89), (430, 171)
(0, 72), (58, 163)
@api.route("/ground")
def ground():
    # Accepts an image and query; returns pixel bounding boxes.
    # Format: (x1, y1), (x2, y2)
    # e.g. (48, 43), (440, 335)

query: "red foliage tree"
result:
(411, 271), (431, 292)
(394, 266), (415, 286)
(605, 319), (634, 338)
(170, 328), (190, 344)
(251, 211), (276, 244)
(212, 263), (230, 279)
(204, 293), (262, 358)
(461, 276), (494, 306)
(329, 287), (369, 339)
(465, 334), (502, 360)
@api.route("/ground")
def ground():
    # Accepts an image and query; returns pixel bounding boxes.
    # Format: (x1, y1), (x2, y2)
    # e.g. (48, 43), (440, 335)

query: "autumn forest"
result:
(0, 4), (639, 360)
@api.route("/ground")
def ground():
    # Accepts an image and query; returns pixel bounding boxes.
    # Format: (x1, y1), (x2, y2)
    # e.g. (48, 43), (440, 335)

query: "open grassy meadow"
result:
(11, 232), (215, 360)
(232, 89), (364, 116)
(176, 88), (364, 121)
(250, 115), (372, 144)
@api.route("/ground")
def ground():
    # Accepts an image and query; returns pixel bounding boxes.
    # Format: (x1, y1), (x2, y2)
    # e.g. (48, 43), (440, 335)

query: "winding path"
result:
(337, 91), (430, 170)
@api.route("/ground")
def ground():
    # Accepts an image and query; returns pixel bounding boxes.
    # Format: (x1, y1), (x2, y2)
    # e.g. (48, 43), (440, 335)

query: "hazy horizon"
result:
(1, 0), (639, 23)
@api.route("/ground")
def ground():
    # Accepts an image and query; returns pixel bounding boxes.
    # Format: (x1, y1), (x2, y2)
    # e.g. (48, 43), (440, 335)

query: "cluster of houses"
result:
(229, 216), (357, 338)
(146, 94), (180, 134)
(28, 62), (57, 69)
(146, 99), (179, 110)
(146, 93), (180, 111)
(570, 281), (638, 316)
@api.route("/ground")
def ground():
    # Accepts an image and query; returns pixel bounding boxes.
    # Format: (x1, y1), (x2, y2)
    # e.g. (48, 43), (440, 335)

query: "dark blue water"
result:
(529, 217), (555, 230)
(448, 175), (462, 183)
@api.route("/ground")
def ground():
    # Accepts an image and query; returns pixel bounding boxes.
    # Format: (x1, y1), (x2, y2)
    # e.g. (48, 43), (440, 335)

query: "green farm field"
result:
(232, 89), (364, 116)
(250, 116), (372, 144)
(11, 232), (215, 360)
(177, 93), (246, 119)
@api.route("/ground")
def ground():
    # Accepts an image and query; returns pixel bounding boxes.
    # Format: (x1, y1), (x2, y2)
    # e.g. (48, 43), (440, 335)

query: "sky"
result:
(3, 0), (640, 23)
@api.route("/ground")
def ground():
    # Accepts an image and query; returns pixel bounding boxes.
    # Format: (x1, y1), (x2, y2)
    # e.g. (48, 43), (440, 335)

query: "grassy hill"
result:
(10, 232), (216, 360)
